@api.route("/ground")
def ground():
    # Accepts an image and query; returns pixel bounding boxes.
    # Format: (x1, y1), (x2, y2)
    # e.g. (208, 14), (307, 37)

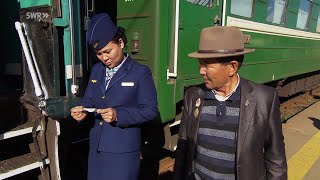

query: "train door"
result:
(175, 0), (224, 84)
(0, 1), (118, 179)
(0, 0), (23, 133)
(162, 0), (224, 152)
(57, 1), (118, 179)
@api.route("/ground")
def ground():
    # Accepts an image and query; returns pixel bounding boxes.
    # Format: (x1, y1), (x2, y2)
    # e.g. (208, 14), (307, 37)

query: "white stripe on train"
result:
(227, 16), (320, 41)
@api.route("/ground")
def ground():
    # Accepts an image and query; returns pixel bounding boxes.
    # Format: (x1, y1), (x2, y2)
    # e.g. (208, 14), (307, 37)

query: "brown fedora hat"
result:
(188, 26), (255, 59)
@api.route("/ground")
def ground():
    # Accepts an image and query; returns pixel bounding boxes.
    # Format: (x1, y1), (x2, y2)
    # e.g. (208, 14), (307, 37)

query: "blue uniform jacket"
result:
(79, 55), (158, 153)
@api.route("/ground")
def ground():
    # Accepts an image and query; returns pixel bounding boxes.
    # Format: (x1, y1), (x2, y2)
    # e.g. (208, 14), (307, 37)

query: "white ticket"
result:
(83, 108), (97, 112)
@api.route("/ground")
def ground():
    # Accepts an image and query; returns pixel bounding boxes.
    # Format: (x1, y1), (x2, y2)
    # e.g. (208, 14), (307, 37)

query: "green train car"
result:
(1, 0), (320, 179)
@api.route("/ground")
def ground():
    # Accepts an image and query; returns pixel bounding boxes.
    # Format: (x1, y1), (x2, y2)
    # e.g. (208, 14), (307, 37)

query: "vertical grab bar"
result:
(68, 0), (79, 94)
(167, 0), (180, 79)
(15, 22), (43, 98)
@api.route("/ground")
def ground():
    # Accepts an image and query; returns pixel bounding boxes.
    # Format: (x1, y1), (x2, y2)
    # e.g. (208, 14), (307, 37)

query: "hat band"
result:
(198, 48), (244, 54)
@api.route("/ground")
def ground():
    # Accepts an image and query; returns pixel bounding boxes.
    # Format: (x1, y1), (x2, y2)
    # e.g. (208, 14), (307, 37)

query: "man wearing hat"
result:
(70, 13), (158, 180)
(173, 26), (287, 180)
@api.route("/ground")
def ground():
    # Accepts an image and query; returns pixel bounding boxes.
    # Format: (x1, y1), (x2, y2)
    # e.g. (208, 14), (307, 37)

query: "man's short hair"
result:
(220, 55), (244, 69)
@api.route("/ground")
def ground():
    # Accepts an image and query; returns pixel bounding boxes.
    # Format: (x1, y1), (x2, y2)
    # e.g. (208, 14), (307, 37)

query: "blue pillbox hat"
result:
(86, 13), (117, 50)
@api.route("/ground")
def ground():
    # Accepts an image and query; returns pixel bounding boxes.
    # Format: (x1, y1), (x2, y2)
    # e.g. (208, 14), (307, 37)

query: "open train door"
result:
(0, 0), (118, 179)
(55, 1), (118, 179)
(164, 0), (224, 151)
(81, 0), (117, 83)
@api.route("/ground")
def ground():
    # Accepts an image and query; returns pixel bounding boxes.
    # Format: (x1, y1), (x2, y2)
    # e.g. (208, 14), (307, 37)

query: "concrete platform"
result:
(283, 101), (320, 180)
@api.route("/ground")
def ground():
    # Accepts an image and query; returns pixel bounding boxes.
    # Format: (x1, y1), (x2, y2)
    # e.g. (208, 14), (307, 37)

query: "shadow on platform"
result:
(308, 117), (320, 130)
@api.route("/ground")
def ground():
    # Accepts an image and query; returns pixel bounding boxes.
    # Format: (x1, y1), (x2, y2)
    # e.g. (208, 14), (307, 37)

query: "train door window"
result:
(296, 0), (312, 30)
(186, 0), (213, 8)
(230, 0), (254, 18)
(266, 0), (288, 25)
(316, 9), (320, 32)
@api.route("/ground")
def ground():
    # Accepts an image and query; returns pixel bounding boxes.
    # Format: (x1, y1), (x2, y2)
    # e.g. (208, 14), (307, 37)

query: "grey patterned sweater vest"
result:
(194, 87), (240, 180)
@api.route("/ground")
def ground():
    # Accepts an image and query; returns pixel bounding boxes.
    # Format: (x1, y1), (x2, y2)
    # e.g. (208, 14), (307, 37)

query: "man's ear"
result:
(228, 60), (239, 76)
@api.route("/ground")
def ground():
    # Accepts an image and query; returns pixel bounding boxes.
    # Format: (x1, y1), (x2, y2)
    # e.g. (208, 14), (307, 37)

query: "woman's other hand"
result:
(97, 108), (117, 123)
(70, 106), (88, 121)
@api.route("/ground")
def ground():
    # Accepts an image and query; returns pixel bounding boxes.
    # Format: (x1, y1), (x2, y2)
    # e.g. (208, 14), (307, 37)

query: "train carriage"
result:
(1, 0), (320, 179)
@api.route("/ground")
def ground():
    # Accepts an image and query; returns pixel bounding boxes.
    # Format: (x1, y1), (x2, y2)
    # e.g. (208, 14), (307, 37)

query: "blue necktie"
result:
(105, 69), (115, 89)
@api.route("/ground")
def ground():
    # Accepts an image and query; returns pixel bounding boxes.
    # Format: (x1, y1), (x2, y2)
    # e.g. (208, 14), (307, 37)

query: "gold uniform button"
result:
(102, 96), (105, 99)
(99, 121), (103, 125)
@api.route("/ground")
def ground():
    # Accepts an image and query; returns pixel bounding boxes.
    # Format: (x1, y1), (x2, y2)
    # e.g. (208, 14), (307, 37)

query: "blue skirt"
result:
(87, 150), (140, 180)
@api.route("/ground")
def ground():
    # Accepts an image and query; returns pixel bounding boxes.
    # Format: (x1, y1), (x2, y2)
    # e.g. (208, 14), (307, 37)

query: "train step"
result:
(0, 121), (41, 141)
(0, 152), (49, 179)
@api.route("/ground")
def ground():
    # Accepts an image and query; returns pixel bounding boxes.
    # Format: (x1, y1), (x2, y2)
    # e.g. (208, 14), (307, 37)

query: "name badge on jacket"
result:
(121, 82), (135, 87)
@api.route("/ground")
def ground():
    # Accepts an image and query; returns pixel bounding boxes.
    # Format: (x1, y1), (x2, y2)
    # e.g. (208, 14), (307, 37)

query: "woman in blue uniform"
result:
(70, 13), (158, 180)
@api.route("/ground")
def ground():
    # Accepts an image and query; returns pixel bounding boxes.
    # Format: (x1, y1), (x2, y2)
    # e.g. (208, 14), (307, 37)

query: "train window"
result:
(186, 0), (213, 8)
(296, 0), (312, 30)
(316, 10), (320, 32)
(230, 0), (254, 18)
(266, 0), (288, 25)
